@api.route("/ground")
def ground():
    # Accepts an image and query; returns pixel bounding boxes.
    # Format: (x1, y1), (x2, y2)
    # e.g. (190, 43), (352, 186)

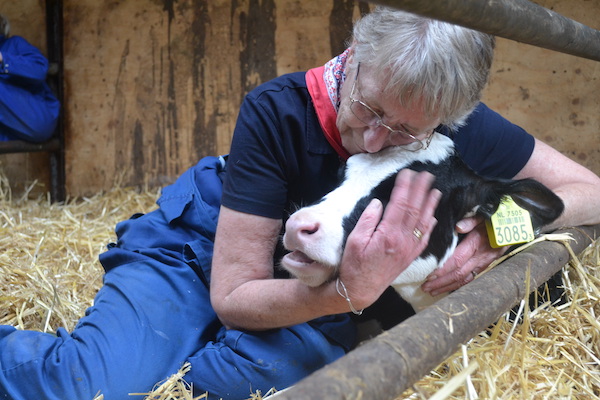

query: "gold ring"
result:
(413, 228), (423, 240)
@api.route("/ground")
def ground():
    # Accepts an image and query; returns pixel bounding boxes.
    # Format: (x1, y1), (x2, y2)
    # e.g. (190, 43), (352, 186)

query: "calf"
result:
(281, 132), (564, 312)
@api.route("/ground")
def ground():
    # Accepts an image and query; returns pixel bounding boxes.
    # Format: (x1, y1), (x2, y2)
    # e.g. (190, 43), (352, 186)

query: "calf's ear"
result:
(496, 178), (565, 230)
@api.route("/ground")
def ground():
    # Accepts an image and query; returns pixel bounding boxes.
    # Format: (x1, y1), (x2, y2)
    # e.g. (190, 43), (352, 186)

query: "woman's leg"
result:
(0, 252), (218, 400)
(186, 315), (356, 400)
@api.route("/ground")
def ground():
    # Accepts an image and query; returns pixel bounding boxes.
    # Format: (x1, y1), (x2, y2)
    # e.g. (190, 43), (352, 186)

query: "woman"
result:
(1, 7), (598, 400)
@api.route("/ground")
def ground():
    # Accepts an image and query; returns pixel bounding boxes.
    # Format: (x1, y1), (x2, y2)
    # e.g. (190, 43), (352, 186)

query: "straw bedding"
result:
(0, 177), (598, 399)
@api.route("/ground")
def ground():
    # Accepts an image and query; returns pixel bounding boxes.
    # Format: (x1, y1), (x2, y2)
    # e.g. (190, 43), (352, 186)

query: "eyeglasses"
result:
(349, 63), (434, 151)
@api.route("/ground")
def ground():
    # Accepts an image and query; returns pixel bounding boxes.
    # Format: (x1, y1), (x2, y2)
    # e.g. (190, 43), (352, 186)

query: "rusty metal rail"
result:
(369, 0), (600, 62)
(275, 224), (600, 399)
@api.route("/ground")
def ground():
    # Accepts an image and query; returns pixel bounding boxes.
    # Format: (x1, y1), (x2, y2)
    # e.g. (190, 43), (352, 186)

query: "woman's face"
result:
(336, 63), (441, 155)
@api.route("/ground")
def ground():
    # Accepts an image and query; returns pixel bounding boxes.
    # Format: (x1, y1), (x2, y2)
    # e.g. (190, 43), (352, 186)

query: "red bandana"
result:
(305, 66), (351, 160)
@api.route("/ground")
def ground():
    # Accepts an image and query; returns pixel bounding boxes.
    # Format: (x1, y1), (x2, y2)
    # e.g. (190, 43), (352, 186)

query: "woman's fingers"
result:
(340, 170), (441, 308)
(376, 169), (440, 249)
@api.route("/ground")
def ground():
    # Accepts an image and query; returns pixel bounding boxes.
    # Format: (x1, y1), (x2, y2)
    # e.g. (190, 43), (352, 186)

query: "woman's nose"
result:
(362, 125), (390, 153)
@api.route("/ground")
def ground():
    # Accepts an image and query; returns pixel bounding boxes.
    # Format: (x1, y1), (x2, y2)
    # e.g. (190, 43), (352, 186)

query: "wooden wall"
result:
(1, 0), (599, 198)
(483, 1), (600, 169)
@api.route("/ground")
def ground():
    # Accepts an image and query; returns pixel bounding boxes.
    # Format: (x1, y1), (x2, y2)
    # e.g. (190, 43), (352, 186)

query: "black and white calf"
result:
(281, 132), (564, 312)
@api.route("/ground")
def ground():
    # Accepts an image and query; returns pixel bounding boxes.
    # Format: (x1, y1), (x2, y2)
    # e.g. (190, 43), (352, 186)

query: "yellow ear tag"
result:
(485, 196), (535, 248)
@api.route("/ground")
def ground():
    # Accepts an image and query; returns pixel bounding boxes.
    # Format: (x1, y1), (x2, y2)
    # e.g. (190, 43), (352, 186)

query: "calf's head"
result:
(281, 133), (564, 288)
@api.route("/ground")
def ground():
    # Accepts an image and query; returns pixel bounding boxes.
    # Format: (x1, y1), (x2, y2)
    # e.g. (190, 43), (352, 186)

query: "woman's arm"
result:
(210, 206), (342, 330)
(211, 170), (441, 330)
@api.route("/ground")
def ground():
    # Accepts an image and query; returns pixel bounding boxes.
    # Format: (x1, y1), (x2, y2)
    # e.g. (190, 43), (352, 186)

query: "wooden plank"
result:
(0, 138), (60, 154)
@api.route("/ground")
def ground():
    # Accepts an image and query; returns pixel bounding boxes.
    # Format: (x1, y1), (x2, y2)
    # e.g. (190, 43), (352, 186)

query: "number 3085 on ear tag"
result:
(485, 196), (535, 248)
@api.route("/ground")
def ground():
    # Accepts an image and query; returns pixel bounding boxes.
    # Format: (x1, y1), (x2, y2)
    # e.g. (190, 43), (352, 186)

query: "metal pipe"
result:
(368, 0), (600, 62)
(274, 224), (600, 399)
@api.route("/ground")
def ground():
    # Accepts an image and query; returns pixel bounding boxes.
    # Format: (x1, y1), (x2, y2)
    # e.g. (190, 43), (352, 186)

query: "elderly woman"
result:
(0, 14), (60, 142)
(1, 6), (599, 400)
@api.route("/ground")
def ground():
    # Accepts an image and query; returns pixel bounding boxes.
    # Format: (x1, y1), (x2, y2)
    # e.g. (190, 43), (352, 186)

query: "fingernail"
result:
(456, 220), (468, 231)
(369, 198), (382, 210)
(427, 274), (437, 282)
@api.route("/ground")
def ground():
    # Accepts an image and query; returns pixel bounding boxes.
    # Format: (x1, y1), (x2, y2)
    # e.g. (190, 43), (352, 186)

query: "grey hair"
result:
(350, 7), (495, 129)
(0, 14), (10, 37)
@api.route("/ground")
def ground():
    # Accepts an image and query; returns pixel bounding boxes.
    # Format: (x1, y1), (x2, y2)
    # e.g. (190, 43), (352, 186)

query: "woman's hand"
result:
(421, 216), (506, 296)
(337, 169), (441, 310)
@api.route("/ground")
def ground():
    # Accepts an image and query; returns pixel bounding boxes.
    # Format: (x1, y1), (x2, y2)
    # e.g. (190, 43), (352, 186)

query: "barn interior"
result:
(0, 1), (599, 399)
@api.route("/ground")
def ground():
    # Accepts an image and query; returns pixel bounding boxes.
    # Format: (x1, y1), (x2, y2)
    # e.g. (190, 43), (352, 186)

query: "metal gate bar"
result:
(369, 0), (600, 62)
(274, 224), (600, 399)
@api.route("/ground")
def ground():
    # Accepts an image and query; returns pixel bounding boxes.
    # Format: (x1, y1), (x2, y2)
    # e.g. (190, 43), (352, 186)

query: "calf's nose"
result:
(284, 212), (322, 248)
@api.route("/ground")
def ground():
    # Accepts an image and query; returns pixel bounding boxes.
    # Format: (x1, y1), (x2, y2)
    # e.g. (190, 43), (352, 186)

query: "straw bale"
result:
(1, 175), (599, 399)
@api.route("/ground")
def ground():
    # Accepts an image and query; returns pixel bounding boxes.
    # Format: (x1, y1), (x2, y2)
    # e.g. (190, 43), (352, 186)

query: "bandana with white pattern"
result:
(323, 49), (349, 111)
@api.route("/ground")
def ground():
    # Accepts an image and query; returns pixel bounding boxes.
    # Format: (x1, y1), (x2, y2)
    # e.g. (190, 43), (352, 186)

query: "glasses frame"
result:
(348, 62), (434, 151)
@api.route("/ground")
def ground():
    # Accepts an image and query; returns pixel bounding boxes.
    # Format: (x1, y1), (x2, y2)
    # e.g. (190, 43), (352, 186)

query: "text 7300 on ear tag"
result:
(485, 196), (535, 248)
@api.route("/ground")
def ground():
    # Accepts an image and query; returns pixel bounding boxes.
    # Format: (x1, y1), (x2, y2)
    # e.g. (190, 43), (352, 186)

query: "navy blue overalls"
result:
(0, 156), (355, 400)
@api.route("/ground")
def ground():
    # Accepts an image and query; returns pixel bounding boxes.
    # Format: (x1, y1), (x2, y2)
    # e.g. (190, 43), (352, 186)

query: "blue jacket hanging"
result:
(0, 35), (60, 142)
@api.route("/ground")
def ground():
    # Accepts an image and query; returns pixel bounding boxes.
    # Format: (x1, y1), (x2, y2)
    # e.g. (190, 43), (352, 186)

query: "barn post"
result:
(46, 0), (66, 202)
(272, 224), (600, 400)
(367, 0), (600, 62)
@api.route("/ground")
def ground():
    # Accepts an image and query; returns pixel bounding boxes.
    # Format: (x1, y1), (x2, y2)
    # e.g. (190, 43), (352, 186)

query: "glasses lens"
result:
(350, 100), (381, 127)
(403, 138), (424, 151)
(349, 73), (433, 152)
